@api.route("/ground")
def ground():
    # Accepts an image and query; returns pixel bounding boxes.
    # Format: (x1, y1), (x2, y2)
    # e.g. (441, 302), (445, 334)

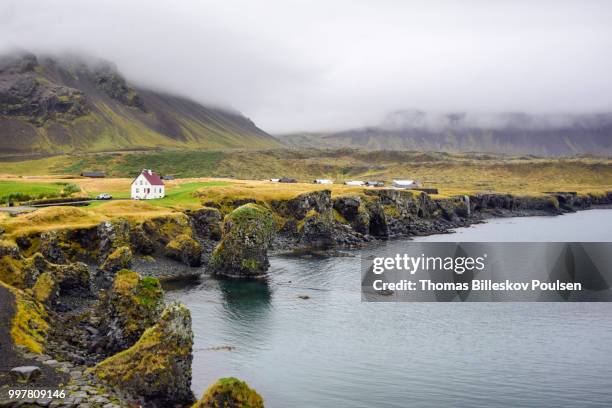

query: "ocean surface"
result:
(167, 209), (612, 407)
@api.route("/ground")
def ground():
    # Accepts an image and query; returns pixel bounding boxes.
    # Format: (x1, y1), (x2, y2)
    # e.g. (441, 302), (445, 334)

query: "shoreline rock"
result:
(210, 204), (275, 278)
(91, 301), (194, 407)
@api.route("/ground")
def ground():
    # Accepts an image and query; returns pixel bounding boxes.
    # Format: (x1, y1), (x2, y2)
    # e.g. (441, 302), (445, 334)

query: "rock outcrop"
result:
(97, 219), (131, 261)
(210, 204), (275, 278)
(97, 269), (164, 353)
(165, 234), (202, 267)
(187, 207), (223, 240)
(31, 272), (59, 307)
(26, 253), (89, 295)
(193, 377), (264, 408)
(0, 281), (49, 354)
(98, 246), (133, 280)
(91, 302), (194, 406)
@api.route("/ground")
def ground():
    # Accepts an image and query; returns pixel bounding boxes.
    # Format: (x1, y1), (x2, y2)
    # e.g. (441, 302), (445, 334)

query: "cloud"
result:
(1, 0), (612, 133)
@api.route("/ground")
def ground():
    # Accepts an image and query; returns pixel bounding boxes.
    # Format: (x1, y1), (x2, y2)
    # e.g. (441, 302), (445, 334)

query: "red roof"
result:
(138, 170), (164, 186)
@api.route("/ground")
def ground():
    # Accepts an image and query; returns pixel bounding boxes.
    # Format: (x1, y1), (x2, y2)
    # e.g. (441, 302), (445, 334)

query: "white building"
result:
(344, 180), (365, 186)
(392, 179), (419, 189)
(131, 169), (165, 199)
(313, 179), (333, 184)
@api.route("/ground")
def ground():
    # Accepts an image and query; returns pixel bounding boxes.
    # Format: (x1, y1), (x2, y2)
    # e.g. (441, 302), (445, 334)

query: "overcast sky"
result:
(1, 0), (612, 133)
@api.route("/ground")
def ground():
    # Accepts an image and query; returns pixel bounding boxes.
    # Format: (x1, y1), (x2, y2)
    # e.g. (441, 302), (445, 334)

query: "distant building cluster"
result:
(267, 177), (425, 190)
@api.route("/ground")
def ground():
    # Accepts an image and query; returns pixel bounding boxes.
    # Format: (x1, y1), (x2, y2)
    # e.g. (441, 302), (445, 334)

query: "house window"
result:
(136, 188), (139, 193)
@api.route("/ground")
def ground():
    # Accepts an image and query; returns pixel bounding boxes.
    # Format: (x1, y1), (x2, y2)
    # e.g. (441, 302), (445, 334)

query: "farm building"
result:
(313, 179), (333, 184)
(392, 179), (420, 189)
(365, 181), (385, 187)
(270, 178), (280, 182)
(279, 177), (298, 183)
(344, 180), (365, 186)
(81, 171), (106, 178)
(131, 169), (165, 200)
(162, 175), (175, 181)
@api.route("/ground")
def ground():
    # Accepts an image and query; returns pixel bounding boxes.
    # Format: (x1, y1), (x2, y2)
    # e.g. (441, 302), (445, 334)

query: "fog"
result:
(1, 0), (611, 133)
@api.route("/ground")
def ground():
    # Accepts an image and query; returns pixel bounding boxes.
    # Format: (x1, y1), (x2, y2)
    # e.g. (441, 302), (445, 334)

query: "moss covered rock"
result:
(91, 302), (194, 406)
(24, 253), (89, 294)
(98, 269), (164, 352)
(333, 196), (370, 235)
(31, 272), (59, 307)
(97, 219), (131, 260)
(0, 280), (49, 354)
(142, 214), (194, 247)
(298, 210), (335, 249)
(193, 377), (264, 408)
(0, 254), (28, 288)
(38, 230), (68, 264)
(98, 246), (132, 279)
(209, 204), (275, 278)
(165, 234), (203, 267)
(188, 207), (223, 240)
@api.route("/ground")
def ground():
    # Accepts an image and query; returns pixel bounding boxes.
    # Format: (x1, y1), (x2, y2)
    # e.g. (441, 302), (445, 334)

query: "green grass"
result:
(152, 181), (230, 207)
(0, 180), (74, 204)
(86, 181), (231, 210)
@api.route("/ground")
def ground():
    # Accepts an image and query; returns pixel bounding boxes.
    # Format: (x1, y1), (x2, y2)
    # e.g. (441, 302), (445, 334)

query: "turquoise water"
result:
(168, 210), (612, 407)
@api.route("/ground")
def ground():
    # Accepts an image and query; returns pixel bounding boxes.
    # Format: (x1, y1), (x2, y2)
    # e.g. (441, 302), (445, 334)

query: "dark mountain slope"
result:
(281, 110), (612, 156)
(0, 53), (280, 155)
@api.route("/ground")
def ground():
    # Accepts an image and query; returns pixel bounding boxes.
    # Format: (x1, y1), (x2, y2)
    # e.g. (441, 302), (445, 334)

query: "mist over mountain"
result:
(282, 109), (612, 156)
(0, 52), (280, 155)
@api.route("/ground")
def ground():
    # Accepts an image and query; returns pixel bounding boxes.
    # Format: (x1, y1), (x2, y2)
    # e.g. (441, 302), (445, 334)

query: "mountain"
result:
(281, 110), (612, 156)
(0, 52), (281, 155)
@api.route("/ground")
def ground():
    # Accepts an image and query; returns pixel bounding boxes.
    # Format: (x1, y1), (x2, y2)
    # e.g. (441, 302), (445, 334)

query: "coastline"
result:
(1, 188), (611, 406)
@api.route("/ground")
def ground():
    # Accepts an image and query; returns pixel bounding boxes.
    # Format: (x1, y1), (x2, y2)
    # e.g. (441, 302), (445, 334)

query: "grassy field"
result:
(0, 180), (81, 204)
(0, 149), (611, 204)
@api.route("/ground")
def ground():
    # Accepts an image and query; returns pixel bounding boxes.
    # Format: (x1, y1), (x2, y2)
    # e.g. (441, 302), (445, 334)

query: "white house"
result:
(131, 169), (165, 199)
(344, 180), (365, 186)
(392, 179), (419, 189)
(313, 179), (333, 184)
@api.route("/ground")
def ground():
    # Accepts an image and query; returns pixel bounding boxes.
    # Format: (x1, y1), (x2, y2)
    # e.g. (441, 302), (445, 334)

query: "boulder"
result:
(10, 366), (42, 383)
(98, 269), (164, 352)
(98, 246), (132, 279)
(193, 377), (264, 408)
(165, 234), (203, 267)
(91, 302), (194, 406)
(210, 204), (275, 278)
(188, 207), (223, 240)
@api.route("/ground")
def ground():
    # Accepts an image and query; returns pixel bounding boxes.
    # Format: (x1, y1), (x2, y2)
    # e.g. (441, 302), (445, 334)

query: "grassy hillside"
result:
(0, 53), (281, 155)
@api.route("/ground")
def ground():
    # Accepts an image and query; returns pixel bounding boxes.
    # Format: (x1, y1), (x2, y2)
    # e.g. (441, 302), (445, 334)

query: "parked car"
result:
(96, 193), (113, 200)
